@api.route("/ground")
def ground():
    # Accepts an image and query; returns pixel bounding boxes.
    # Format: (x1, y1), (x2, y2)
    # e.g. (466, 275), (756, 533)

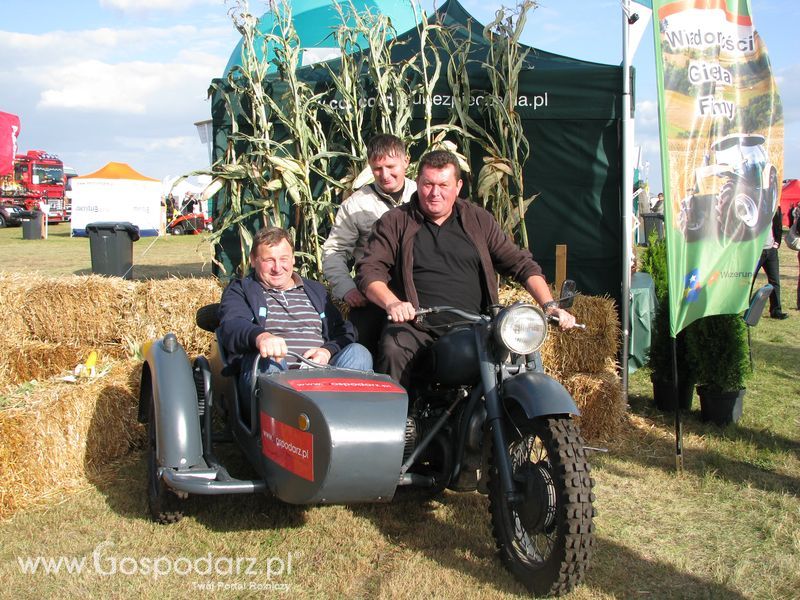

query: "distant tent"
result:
(780, 179), (800, 225)
(211, 0), (625, 305)
(79, 162), (158, 182)
(71, 162), (162, 237)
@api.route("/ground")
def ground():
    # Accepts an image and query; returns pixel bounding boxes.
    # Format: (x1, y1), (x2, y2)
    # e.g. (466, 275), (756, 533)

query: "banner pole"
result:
(621, 0), (633, 404)
(671, 334), (683, 473)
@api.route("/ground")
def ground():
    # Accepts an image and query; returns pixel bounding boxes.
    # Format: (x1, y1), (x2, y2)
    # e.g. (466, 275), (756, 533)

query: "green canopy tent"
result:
(209, 0), (626, 307)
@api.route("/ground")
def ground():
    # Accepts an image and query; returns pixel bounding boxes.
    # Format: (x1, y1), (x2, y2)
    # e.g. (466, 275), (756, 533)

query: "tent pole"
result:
(621, 0), (633, 403)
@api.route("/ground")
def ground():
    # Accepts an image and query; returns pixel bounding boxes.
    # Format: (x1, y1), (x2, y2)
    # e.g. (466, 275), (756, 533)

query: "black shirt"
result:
(412, 206), (486, 327)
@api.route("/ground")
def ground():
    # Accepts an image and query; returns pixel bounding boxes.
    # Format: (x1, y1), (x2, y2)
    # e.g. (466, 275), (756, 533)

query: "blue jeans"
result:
(240, 343), (373, 397)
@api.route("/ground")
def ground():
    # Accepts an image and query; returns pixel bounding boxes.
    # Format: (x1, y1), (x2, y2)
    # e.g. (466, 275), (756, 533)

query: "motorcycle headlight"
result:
(494, 303), (548, 355)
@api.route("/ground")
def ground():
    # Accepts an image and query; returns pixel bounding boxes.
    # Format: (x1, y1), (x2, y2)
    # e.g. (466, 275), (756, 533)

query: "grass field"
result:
(0, 223), (798, 599)
(0, 222), (215, 278)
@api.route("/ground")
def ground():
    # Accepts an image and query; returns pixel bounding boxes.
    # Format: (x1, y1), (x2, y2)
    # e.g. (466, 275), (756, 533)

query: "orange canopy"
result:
(77, 161), (158, 182)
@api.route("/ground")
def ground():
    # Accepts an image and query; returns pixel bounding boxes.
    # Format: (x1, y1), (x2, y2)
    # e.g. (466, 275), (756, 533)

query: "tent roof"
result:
(77, 162), (158, 182)
(781, 179), (800, 200)
(248, 0), (623, 121)
(224, 0), (419, 76)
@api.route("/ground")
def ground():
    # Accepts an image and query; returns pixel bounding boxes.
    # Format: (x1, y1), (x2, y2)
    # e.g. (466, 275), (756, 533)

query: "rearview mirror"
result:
(559, 280), (577, 309)
(744, 284), (772, 327)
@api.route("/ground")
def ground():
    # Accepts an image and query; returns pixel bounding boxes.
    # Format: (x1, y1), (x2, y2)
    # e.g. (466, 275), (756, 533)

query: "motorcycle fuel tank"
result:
(257, 369), (408, 504)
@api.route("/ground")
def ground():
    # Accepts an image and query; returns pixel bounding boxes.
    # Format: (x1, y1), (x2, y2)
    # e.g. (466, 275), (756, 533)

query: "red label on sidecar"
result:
(260, 413), (314, 482)
(285, 378), (404, 393)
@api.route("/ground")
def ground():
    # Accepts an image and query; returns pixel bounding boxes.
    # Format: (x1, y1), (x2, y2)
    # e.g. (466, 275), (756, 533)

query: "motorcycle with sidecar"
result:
(139, 282), (595, 597)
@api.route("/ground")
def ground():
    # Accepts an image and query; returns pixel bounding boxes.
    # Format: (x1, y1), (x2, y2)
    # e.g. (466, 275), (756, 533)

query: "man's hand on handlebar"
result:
(546, 307), (577, 330)
(255, 331), (288, 359)
(386, 300), (417, 323)
(303, 347), (332, 365)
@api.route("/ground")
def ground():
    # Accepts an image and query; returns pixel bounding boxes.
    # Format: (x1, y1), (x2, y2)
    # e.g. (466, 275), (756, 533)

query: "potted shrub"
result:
(639, 236), (694, 410)
(685, 313), (751, 425)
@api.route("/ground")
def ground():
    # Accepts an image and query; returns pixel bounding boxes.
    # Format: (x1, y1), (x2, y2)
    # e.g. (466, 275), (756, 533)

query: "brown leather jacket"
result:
(355, 195), (543, 308)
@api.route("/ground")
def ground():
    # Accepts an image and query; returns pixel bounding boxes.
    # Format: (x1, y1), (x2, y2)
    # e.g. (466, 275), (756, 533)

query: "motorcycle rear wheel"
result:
(489, 416), (595, 597)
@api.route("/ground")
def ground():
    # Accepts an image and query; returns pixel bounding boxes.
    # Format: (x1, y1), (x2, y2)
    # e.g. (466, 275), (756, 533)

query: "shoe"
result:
(770, 312), (789, 320)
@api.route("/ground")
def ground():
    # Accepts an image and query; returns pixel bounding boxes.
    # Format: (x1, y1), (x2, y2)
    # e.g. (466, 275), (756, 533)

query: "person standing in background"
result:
(754, 207), (788, 319)
(322, 134), (416, 355)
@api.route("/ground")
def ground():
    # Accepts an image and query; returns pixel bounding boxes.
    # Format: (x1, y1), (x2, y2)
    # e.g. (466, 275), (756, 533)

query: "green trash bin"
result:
(22, 211), (44, 240)
(641, 213), (665, 244)
(85, 222), (141, 279)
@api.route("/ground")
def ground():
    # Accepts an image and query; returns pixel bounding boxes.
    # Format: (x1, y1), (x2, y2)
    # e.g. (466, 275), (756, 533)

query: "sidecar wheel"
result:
(488, 416), (595, 597)
(147, 399), (185, 524)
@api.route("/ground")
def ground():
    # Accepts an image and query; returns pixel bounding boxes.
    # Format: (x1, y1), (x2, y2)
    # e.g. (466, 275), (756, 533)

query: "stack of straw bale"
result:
(0, 274), (220, 517)
(499, 285), (625, 440)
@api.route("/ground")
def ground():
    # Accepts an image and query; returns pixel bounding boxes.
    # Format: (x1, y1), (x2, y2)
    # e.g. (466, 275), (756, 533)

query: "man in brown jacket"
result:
(356, 150), (575, 388)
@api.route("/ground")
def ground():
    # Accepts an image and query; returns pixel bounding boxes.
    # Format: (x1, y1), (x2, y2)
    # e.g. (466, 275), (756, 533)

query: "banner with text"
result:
(652, 0), (783, 336)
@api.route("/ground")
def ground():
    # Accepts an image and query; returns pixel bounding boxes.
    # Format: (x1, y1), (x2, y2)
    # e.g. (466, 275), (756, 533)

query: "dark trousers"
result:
(796, 252), (800, 309)
(754, 247), (782, 314)
(377, 321), (435, 389)
(348, 303), (387, 357)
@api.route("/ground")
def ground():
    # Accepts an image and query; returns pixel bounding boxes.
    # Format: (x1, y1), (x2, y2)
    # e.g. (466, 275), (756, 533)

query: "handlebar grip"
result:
(547, 314), (586, 330)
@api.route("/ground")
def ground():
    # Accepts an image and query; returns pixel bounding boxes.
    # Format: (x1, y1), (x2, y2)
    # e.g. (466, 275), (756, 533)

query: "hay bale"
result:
(562, 361), (626, 441)
(0, 359), (144, 518)
(0, 273), (221, 358)
(541, 295), (620, 377)
(0, 341), (100, 392)
(130, 278), (221, 356)
(0, 273), (137, 347)
(0, 273), (34, 343)
(498, 284), (620, 377)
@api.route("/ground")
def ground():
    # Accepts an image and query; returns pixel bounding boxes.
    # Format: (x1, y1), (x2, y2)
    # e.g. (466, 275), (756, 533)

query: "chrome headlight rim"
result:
(494, 302), (548, 355)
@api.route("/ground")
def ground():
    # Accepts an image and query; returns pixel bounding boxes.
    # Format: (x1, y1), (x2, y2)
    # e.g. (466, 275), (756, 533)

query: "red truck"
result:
(0, 150), (69, 223)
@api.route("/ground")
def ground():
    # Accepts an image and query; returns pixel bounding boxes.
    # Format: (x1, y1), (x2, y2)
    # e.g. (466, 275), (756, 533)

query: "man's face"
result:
(416, 164), (462, 224)
(370, 152), (409, 194)
(250, 239), (295, 290)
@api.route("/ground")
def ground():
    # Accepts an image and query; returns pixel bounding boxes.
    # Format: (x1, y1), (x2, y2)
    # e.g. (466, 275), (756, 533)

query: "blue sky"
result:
(1, 0), (797, 193)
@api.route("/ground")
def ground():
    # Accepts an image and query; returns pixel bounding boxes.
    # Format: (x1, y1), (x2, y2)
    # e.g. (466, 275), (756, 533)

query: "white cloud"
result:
(0, 21), (230, 116)
(33, 56), (218, 114)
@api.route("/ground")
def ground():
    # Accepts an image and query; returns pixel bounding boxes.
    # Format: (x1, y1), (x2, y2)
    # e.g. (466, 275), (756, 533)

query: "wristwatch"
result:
(541, 300), (558, 311)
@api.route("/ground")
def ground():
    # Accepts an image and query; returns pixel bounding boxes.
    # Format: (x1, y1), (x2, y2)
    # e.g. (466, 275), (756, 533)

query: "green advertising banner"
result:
(652, 0), (783, 336)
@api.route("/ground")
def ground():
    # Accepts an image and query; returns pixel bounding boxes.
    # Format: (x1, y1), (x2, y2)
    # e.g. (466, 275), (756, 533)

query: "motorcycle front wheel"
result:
(489, 416), (595, 597)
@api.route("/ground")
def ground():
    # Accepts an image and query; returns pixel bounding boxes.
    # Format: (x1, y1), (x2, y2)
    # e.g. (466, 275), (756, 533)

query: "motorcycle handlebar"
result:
(414, 306), (586, 330)
(547, 314), (586, 330)
(414, 306), (484, 322)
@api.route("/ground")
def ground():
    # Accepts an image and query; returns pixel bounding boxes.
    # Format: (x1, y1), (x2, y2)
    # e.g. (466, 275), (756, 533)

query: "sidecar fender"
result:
(502, 371), (580, 418)
(138, 334), (205, 470)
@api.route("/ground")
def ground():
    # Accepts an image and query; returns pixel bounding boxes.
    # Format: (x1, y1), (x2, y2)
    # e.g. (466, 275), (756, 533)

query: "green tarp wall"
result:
(210, 0), (626, 308)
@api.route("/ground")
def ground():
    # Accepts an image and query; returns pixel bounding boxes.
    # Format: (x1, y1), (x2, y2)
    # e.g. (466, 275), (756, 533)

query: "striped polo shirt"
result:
(260, 281), (324, 365)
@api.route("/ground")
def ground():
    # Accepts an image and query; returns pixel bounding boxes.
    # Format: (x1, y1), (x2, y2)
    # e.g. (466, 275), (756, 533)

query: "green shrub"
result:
(686, 313), (751, 392)
(639, 235), (693, 384)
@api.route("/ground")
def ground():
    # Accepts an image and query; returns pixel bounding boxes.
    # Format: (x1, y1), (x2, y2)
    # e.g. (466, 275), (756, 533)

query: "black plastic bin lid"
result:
(85, 221), (141, 241)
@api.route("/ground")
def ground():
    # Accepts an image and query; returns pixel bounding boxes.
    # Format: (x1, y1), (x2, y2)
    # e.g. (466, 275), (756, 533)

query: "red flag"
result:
(0, 111), (21, 176)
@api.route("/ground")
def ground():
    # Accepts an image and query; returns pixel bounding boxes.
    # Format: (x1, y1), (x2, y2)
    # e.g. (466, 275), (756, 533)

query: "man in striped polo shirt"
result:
(218, 227), (372, 392)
